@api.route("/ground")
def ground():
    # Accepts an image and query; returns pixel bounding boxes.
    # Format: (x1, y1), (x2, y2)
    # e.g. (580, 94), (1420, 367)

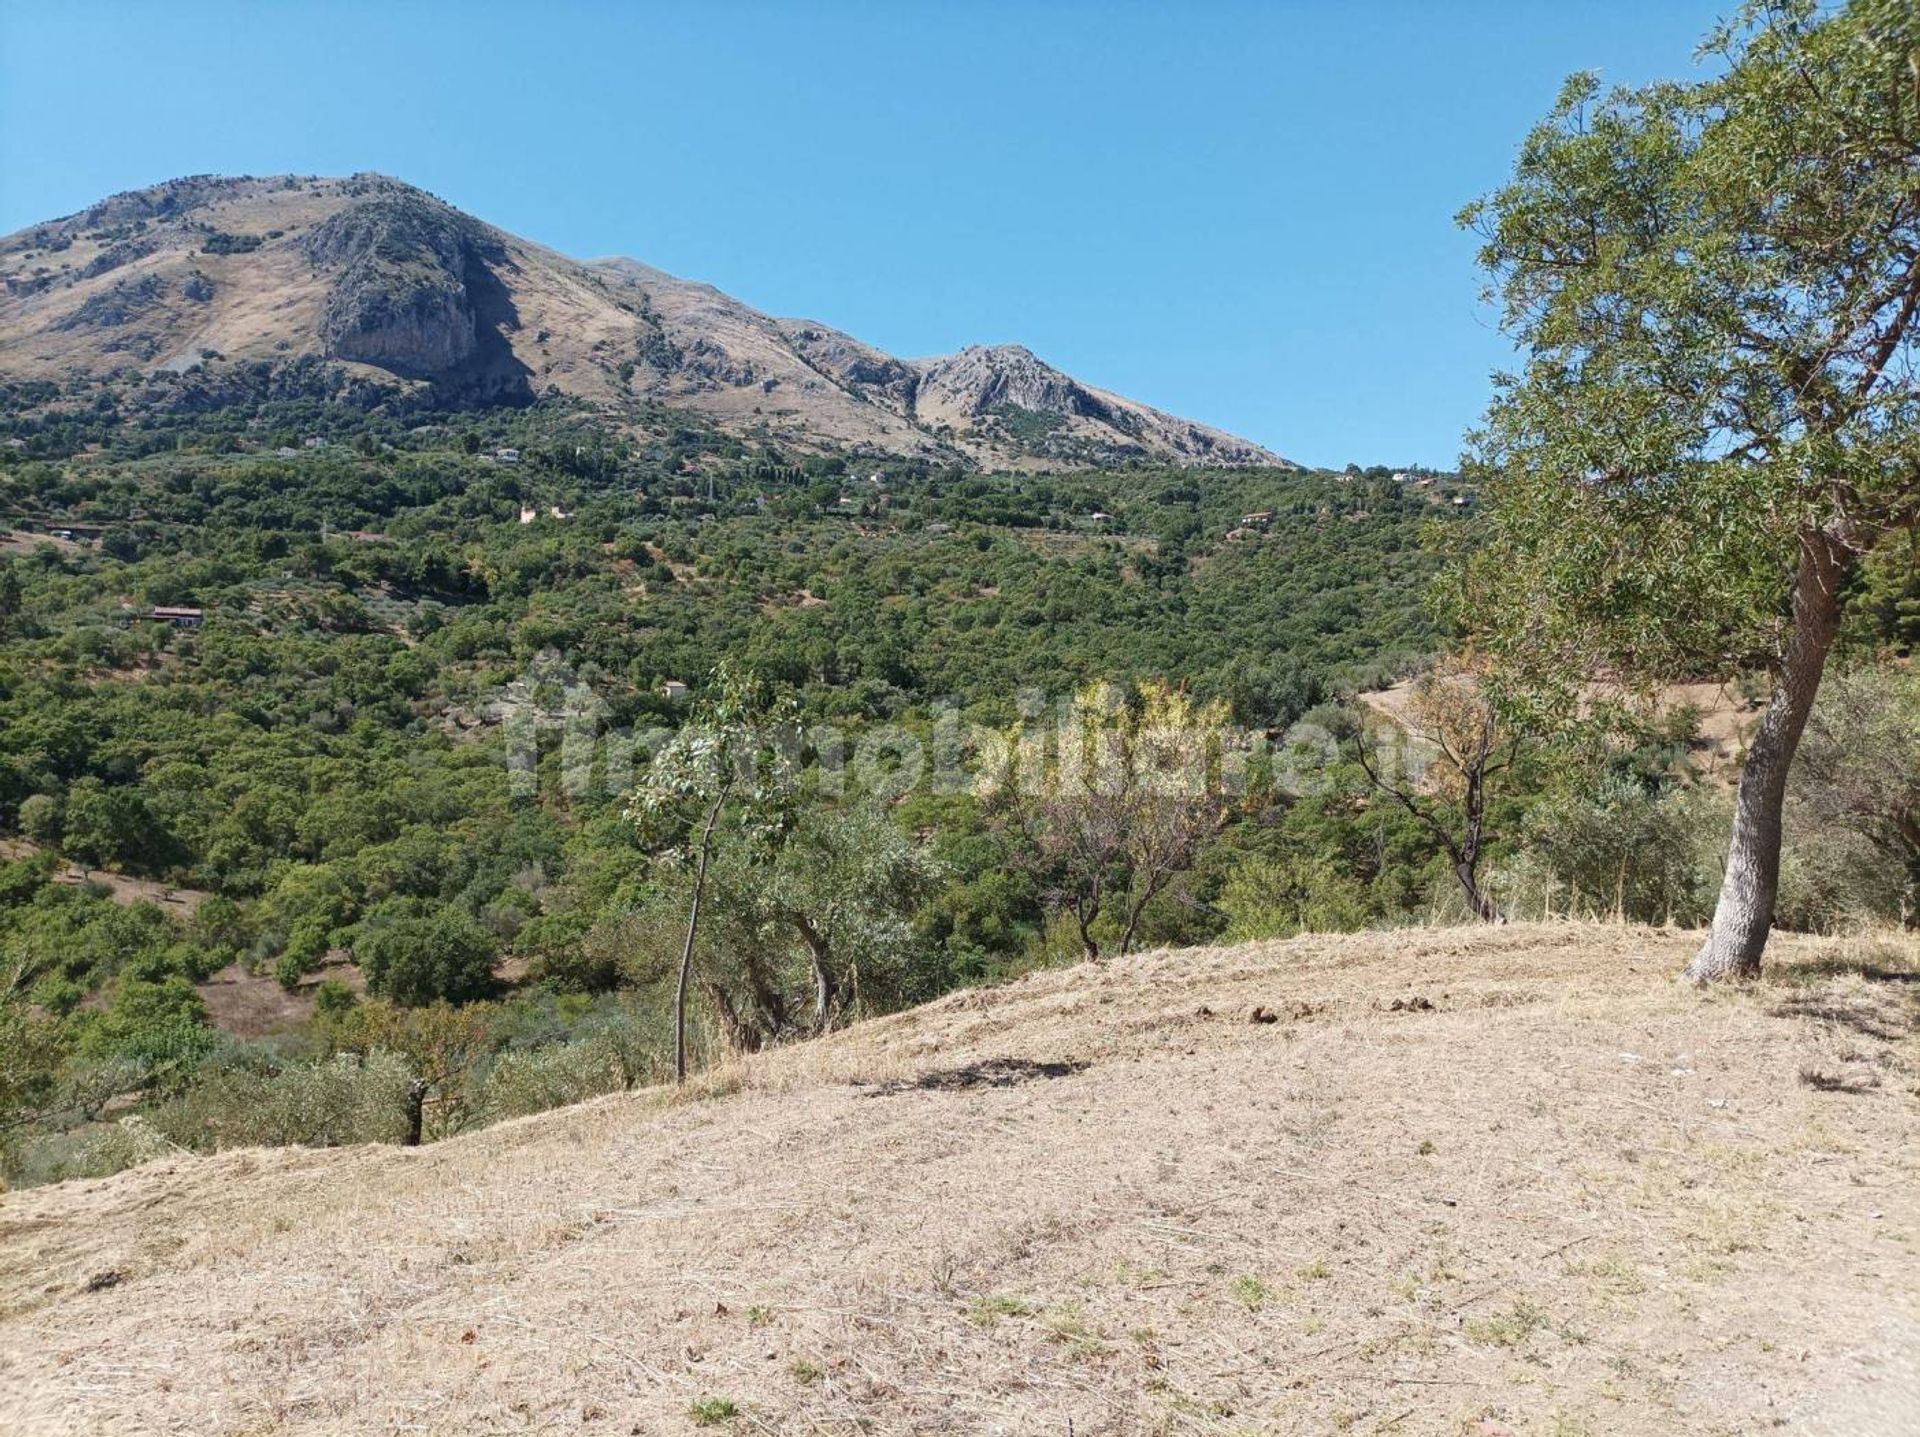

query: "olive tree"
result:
(628, 664), (792, 1080)
(693, 802), (941, 1051)
(1452, 0), (1920, 980)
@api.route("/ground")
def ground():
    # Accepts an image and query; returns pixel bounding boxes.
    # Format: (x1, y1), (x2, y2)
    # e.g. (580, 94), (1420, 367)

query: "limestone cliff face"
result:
(914, 344), (1121, 424)
(300, 195), (495, 378)
(778, 321), (920, 411)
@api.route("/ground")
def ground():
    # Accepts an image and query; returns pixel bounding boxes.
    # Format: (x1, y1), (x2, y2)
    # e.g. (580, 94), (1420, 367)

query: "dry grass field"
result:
(2, 923), (1916, 1436)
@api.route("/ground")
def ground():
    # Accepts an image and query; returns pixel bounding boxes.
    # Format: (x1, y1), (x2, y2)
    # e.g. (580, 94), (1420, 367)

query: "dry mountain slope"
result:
(3, 924), (1917, 1436)
(0, 173), (1287, 469)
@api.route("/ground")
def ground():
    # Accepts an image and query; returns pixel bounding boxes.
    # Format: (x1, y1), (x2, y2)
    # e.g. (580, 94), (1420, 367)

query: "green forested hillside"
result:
(1, 396), (1910, 1185)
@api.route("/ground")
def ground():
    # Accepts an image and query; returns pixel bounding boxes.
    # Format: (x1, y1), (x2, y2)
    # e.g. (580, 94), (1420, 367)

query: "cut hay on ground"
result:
(2, 923), (1916, 1435)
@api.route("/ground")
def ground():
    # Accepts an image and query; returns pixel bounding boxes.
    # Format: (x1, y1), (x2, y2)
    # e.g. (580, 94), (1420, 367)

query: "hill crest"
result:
(3, 923), (1914, 1435)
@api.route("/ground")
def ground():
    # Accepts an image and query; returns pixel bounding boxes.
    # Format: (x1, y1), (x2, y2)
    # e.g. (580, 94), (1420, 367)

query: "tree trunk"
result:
(1685, 534), (1848, 983)
(402, 1078), (428, 1147)
(674, 791), (727, 1082)
(1454, 861), (1504, 924)
(796, 915), (836, 1034)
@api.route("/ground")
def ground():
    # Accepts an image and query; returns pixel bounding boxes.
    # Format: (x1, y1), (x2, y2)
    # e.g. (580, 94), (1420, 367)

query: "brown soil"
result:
(0, 839), (207, 918)
(1361, 678), (1760, 781)
(193, 955), (366, 1043)
(1, 923), (1915, 1436)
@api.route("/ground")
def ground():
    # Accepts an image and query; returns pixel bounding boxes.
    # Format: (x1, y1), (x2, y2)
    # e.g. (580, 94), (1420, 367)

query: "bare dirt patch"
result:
(193, 954), (364, 1042)
(0, 840), (207, 918)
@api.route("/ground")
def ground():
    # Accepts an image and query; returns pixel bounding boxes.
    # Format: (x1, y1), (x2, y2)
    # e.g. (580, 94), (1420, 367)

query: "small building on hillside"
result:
(1240, 510), (1274, 528)
(518, 506), (538, 525)
(149, 606), (204, 628)
(661, 680), (689, 703)
(496, 448), (521, 464)
(303, 436), (327, 449)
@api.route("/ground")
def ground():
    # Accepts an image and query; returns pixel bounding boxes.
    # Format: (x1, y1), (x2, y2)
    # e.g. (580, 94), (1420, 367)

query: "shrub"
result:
(358, 903), (497, 1005)
(1217, 853), (1369, 941)
(77, 976), (217, 1081)
(1521, 778), (1716, 925)
(145, 1051), (415, 1150)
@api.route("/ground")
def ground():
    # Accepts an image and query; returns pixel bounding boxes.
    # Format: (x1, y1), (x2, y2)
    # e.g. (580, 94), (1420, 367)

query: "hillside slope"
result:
(0, 174), (1287, 469)
(2, 925), (1916, 1436)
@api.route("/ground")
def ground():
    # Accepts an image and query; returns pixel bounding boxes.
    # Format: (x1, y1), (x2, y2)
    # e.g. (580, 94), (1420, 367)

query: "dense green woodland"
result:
(0, 394), (1911, 1184)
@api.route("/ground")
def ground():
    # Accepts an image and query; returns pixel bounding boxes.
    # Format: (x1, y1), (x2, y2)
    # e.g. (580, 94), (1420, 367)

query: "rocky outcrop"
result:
(780, 321), (920, 408)
(54, 274), (169, 330)
(301, 194), (503, 379)
(0, 173), (1286, 466)
(914, 344), (1111, 421)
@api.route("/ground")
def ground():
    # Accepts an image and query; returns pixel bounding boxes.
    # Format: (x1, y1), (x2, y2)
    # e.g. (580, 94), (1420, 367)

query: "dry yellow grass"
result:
(3, 923), (1917, 1436)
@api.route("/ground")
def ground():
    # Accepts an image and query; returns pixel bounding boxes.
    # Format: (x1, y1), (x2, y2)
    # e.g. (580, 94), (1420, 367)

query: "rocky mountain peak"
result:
(0, 174), (1287, 468)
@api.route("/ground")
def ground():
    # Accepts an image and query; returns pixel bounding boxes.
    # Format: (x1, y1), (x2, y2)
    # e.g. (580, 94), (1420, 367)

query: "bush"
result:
(1521, 778), (1716, 925)
(1776, 797), (1912, 933)
(76, 976), (217, 1080)
(4, 1115), (178, 1188)
(1217, 853), (1370, 941)
(145, 1051), (415, 1150)
(358, 903), (497, 1005)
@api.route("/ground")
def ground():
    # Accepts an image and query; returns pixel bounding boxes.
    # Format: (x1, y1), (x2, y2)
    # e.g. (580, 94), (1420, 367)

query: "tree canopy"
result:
(1450, 0), (1920, 978)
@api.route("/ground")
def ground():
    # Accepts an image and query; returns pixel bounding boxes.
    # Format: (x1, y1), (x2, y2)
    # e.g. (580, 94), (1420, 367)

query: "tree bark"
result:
(402, 1078), (428, 1147)
(795, 914), (836, 1034)
(674, 790), (727, 1082)
(1685, 533), (1848, 983)
(1455, 861), (1503, 924)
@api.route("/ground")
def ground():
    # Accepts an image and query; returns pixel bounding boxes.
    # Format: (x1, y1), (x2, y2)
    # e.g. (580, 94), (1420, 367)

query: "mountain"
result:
(3, 924), (1911, 1434)
(0, 174), (1288, 469)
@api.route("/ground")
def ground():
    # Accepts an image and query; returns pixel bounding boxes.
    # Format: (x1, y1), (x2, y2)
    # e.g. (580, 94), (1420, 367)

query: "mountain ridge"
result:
(0, 173), (1289, 469)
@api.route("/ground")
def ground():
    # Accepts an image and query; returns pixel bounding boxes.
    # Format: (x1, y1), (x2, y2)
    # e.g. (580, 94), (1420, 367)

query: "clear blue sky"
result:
(1, 1), (1727, 468)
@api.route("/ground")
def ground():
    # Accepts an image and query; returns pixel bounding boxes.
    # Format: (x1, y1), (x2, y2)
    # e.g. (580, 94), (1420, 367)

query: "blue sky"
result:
(1, 1), (1727, 468)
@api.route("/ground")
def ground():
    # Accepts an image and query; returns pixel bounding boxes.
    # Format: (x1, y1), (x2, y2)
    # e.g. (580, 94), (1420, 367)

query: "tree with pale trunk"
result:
(1449, 0), (1920, 980)
(628, 664), (792, 1081)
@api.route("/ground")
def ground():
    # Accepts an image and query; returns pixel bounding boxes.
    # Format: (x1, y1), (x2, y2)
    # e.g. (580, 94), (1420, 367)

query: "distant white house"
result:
(276, 446), (299, 458)
(1240, 510), (1274, 528)
(518, 506), (537, 524)
(303, 436), (327, 449)
(661, 680), (689, 703)
(149, 605), (204, 628)
(549, 505), (572, 521)
(495, 448), (520, 464)
(1452, 494), (1471, 507)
